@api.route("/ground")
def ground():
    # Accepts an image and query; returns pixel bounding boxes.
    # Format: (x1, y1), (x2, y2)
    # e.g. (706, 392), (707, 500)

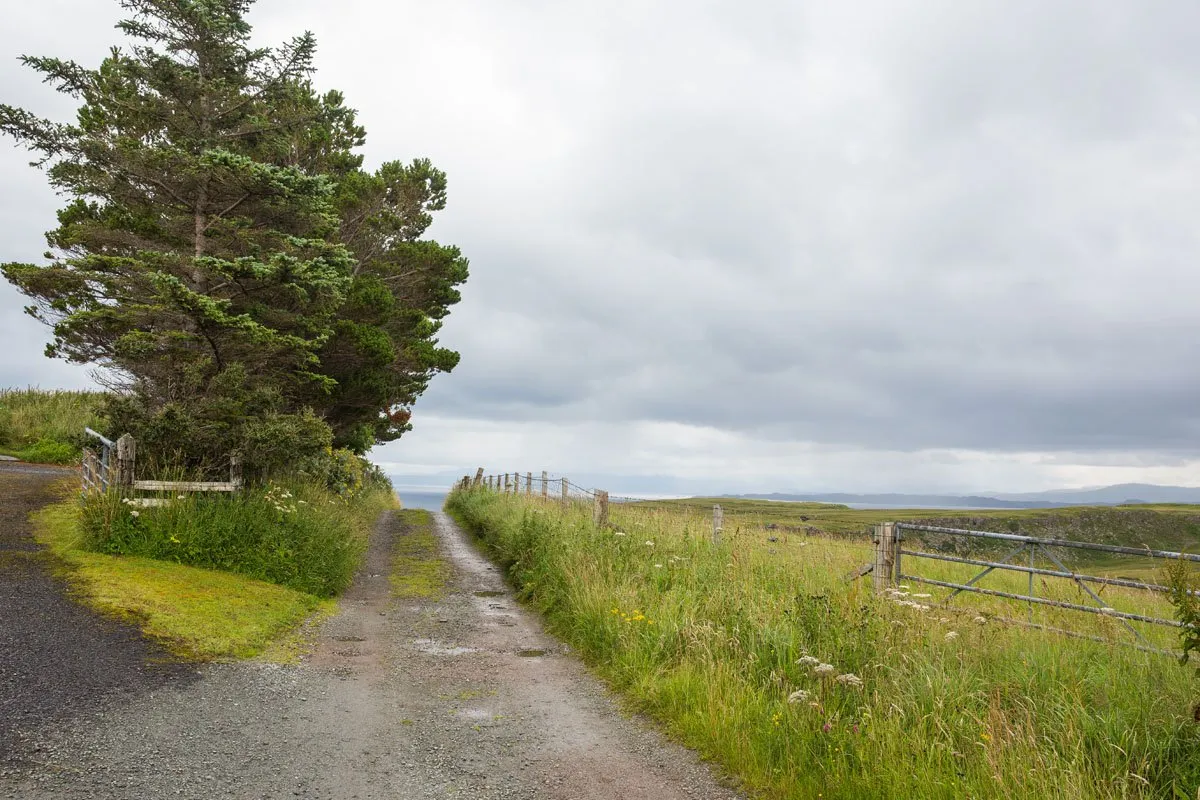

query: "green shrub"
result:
(81, 480), (394, 597)
(17, 437), (82, 465)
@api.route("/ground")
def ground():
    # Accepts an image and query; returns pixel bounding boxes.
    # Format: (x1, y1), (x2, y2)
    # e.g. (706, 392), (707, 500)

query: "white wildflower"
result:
(644, 541), (654, 547)
(937, 617), (950, 624)
(796, 655), (821, 667)
(121, 498), (132, 505)
(899, 584), (911, 590)
(177, 495), (185, 500)
(894, 599), (930, 611)
(613, 532), (627, 537)
(787, 689), (811, 704)
(653, 564), (663, 569)
(129, 510), (140, 518)
(944, 631), (959, 641)
(911, 593), (932, 599)
(835, 673), (863, 688)
(973, 616), (987, 625)
(813, 663), (837, 676)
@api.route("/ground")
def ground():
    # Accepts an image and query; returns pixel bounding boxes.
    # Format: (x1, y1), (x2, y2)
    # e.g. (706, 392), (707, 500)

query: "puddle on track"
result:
(411, 638), (476, 657)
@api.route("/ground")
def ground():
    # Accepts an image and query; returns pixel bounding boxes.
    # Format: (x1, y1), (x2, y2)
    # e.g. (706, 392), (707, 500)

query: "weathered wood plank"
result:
(132, 480), (237, 492)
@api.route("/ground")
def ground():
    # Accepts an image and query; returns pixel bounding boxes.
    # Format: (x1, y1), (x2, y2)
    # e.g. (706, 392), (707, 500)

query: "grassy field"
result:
(0, 387), (106, 464)
(449, 488), (1200, 800)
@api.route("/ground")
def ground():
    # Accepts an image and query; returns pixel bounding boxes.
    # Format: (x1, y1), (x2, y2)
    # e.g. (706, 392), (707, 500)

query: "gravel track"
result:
(2, 507), (743, 800)
(0, 463), (197, 763)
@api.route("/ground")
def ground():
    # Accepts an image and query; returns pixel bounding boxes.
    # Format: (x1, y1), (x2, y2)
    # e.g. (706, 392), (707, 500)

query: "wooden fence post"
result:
(525, 472), (532, 496)
(114, 434), (136, 490)
(593, 490), (609, 527)
(712, 504), (723, 545)
(474, 467), (484, 487)
(873, 522), (897, 593)
(561, 477), (568, 505)
(503, 473), (510, 492)
(229, 451), (243, 490)
(541, 471), (548, 499)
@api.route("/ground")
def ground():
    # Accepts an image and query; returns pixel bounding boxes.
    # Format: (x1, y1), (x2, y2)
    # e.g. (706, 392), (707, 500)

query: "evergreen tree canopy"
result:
(1, 0), (467, 471)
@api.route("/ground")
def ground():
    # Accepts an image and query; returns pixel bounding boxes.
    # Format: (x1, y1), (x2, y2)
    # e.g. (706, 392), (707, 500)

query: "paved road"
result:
(0, 462), (196, 761)
(2, 504), (741, 800)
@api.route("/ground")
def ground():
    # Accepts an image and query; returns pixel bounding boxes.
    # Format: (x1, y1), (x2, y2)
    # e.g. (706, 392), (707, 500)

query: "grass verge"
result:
(81, 481), (397, 597)
(33, 498), (330, 660)
(448, 488), (1200, 800)
(390, 508), (450, 599)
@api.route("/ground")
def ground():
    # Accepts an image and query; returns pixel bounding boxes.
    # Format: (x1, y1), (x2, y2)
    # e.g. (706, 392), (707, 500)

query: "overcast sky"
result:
(4, 1), (1200, 495)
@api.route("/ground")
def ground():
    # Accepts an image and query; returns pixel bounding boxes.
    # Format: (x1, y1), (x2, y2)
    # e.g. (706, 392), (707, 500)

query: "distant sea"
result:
(844, 502), (1009, 511)
(395, 489), (449, 511)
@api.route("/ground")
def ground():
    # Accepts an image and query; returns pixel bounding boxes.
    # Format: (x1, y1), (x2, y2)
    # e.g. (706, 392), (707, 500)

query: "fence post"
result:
(503, 473), (510, 492)
(873, 522), (897, 593)
(561, 477), (568, 505)
(712, 504), (723, 545)
(114, 434), (136, 490)
(525, 472), (532, 496)
(593, 490), (609, 527)
(474, 467), (484, 487)
(541, 471), (548, 499)
(229, 451), (243, 490)
(512, 472), (519, 494)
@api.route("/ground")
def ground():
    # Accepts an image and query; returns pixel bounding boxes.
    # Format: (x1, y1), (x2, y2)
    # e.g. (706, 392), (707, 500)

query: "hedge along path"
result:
(5, 509), (743, 800)
(0, 462), (198, 758)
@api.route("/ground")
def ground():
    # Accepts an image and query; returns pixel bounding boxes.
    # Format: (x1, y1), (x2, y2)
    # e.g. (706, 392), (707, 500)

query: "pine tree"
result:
(1, 0), (467, 470)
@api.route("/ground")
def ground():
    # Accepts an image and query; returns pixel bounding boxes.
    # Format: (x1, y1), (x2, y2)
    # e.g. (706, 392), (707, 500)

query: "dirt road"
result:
(2, 505), (741, 799)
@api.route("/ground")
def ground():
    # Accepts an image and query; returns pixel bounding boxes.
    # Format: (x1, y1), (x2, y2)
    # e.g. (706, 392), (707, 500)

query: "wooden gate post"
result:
(593, 490), (609, 527)
(561, 477), (568, 505)
(712, 504), (723, 545)
(873, 522), (897, 593)
(114, 434), (136, 490)
(229, 451), (243, 490)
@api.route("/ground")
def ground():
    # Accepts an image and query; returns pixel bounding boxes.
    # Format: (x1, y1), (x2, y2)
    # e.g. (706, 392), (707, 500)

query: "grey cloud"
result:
(5, 0), (1200, 492)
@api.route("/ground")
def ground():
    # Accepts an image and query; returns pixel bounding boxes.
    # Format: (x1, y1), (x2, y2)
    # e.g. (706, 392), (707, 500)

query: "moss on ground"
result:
(390, 509), (450, 599)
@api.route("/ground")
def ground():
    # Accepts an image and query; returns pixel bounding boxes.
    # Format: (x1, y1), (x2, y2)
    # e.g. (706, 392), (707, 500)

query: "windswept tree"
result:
(1, 0), (466, 472)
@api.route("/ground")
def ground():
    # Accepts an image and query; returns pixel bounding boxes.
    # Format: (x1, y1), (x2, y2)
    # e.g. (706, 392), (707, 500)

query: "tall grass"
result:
(81, 481), (395, 597)
(448, 488), (1200, 800)
(0, 387), (106, 463)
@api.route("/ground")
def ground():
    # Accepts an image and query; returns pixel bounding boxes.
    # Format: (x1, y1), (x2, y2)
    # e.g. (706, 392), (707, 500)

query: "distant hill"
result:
(990, 483), (1200, 505)
(734, 484), (1200, 509)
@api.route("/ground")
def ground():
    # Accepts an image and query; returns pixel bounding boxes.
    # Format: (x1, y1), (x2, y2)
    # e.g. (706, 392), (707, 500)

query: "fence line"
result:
(454, 470), (1194, 657)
